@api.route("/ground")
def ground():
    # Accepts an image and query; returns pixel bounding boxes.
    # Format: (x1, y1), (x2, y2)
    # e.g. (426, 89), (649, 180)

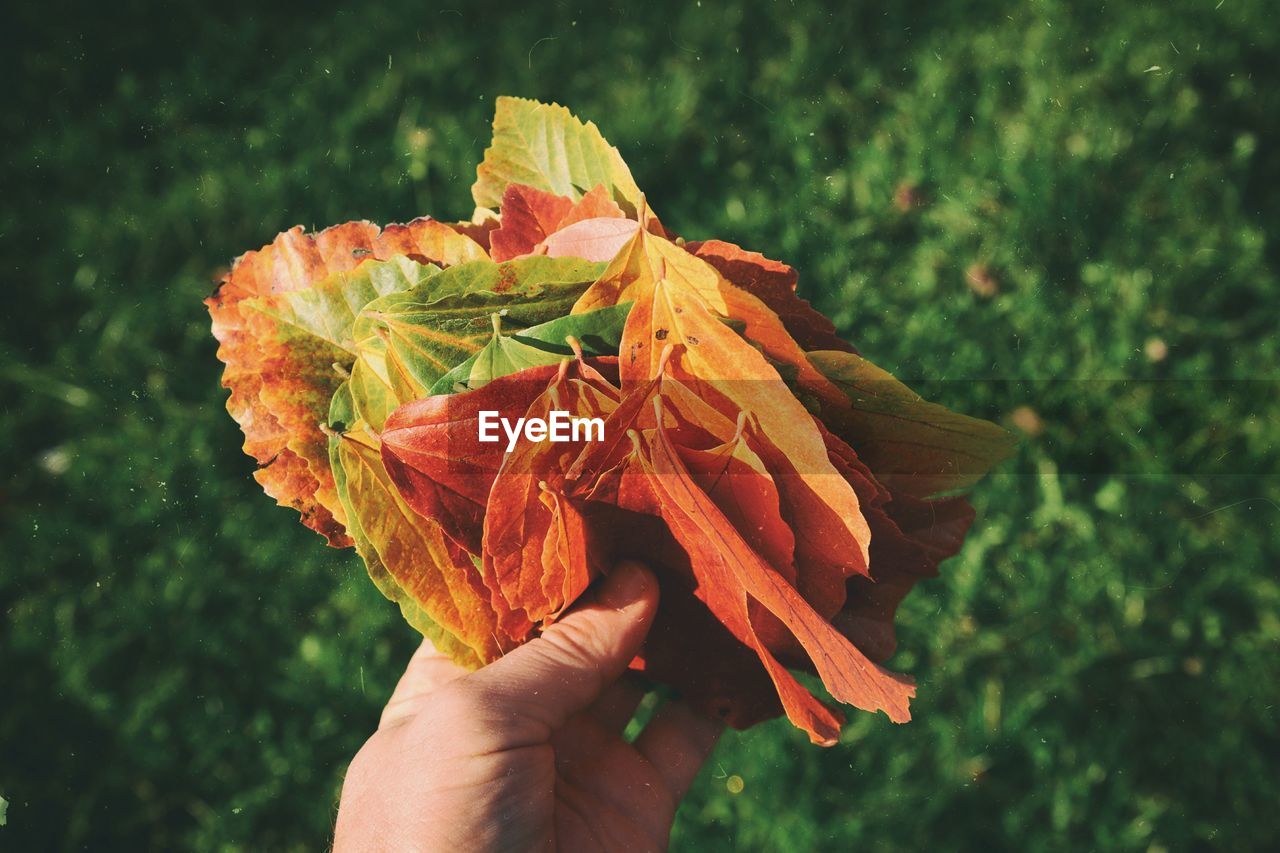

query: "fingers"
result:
(462, 561), (659, 735)
(635, 699), (723, 801)
(586, 671), (647, 732)
(380, 638), (468, 729)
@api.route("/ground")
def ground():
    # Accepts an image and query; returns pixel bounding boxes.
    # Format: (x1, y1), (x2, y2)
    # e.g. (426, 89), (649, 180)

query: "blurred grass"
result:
(2, 1), (1278, 849)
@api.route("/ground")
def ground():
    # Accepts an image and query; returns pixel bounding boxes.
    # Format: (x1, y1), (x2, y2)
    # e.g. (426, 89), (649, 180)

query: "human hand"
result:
(333, 561), (723, 852)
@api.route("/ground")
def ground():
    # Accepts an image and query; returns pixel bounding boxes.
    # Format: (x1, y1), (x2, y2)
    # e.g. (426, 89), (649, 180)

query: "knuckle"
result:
(419, 682), (483, 724)
(544, 618), (608, 669)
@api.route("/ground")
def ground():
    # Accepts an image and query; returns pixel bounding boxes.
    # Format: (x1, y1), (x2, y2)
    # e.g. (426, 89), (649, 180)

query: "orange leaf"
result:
(557, 183), (626, 228)
(595, 232), (871, 573)
(644, 418), (915, 729)
(448, 215), (500, 252)
(371, 218), (489, 266)
(671, 417), (796, 584)
(587, 414), (912, 743)
(685, 239), (855, 353)
(207, 219), (486, 545)
(209, 222), (376, 546)
(738, 416), (859, 616)
(675, 419), (801, 654)
(490, 182), (631, 262)
(482, 358), (620, 637)
(575, 228), (844, 405)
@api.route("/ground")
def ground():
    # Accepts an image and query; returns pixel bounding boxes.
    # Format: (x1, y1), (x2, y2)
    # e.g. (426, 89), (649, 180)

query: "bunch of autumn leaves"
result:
(207, 98), (1012, 745)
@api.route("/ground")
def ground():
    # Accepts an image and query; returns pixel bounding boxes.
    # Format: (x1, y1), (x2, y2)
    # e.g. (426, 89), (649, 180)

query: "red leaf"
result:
(489, 182), (632, 262)
(489, 184), (574, 262)
(380, 364), (563, 554)
(837, 494), (975, 662)
(623, 273), (871, 573)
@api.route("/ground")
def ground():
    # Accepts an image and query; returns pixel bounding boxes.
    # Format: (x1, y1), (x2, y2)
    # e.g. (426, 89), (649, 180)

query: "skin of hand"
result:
(333, 561), (723, 852)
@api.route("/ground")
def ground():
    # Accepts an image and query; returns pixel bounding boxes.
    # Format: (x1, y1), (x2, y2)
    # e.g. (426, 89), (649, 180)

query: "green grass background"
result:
(3, 1), (1278, 849)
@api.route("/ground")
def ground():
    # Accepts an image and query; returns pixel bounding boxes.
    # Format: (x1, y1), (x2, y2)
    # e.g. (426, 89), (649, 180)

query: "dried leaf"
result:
(371, 218), (489, 267)
(556, 184), (626, 228)
(646, 419), (915, 729)
(328, 384), (486, 667)
(578, 227), (871, 574)
(489, 183), (630, 262)
(585, 415), (913, 742)
(575, 227), (843, 405)
(488, 184), (575, 262)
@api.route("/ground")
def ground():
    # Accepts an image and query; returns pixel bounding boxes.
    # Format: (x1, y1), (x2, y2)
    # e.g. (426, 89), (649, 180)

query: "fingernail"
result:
(600, 561), (648, 607)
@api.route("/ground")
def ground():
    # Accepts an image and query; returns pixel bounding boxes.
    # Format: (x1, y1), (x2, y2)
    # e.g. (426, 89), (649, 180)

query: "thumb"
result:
(462, 560), (658, 735)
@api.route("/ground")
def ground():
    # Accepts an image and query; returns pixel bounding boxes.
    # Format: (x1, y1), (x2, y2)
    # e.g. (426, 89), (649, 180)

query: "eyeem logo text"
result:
(478, 410), (605, 453)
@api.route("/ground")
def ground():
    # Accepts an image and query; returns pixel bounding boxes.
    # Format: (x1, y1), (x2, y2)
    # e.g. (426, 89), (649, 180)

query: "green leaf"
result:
(434, 315), (565, 393)
(509, 299), (632, 355)
(421, 255), (607, 301)
(347, 307), (435, 433)
(472, 96), (643, 212)
(351, 257), (606, 404)
(346, 337), (403, 433)
(430, 301), (631, 393)
(245, 256), (437, 354)
(327, 378), (357, 436)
